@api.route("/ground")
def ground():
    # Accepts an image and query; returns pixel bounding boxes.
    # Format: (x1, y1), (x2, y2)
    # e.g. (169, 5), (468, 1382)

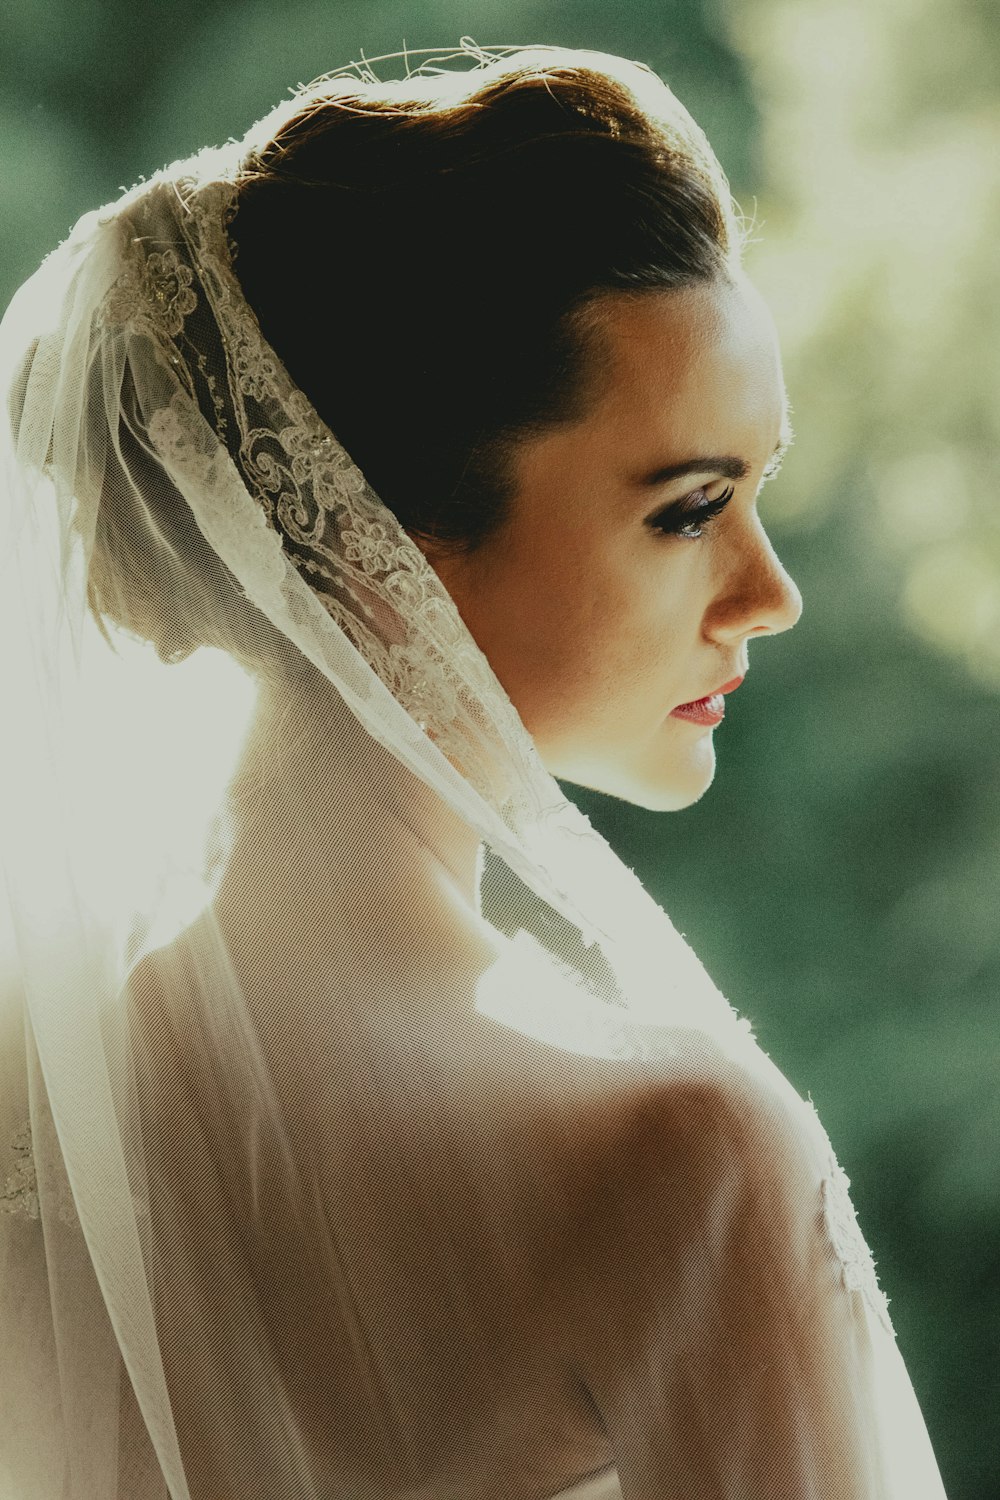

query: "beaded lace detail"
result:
(0, 1120), (42, 1221)
(0, 1116), (150, 1227)
(0, 1118), (79, 1227)
(103, 246), (199, 342)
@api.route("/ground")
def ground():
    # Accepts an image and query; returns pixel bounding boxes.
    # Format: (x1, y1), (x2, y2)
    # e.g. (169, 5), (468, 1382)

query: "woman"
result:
(0, 41), (947, 1499)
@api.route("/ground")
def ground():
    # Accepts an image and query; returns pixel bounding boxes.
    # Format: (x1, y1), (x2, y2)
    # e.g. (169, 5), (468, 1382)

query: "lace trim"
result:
(97, 176), (549, 830)
(0, 1117), (150, 1228)
(0, 1120), (42, 1221)
(804, 1101), (896, 1338)
(103, 245), (198, 343)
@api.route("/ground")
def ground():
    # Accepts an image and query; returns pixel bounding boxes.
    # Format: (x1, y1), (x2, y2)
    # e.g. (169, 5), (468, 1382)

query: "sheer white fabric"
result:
(0, 110), (948, 1498)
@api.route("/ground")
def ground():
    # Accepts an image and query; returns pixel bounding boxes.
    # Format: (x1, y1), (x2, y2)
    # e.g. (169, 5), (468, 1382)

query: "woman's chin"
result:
(555, 739), (718, 812)
(626, 768), (715, 812)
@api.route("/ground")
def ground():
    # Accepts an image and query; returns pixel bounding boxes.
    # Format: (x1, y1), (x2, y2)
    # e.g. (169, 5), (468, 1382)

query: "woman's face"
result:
(425, 273), (802, 811)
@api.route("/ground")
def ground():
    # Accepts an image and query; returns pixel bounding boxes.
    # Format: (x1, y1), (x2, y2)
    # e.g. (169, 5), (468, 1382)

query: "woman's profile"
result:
(0, 40), (948, 1499)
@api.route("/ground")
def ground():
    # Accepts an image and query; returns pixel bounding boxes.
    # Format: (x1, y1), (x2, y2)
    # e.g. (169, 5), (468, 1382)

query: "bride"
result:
(0, 40), (948, 1500)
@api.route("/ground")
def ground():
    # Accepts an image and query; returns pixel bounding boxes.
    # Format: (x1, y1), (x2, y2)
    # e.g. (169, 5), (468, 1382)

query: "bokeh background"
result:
(3, 2), (997, 1495)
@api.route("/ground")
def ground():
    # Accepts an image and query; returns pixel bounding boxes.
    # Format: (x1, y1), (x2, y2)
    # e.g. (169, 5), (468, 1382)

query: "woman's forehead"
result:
(587, 281), (787, 453)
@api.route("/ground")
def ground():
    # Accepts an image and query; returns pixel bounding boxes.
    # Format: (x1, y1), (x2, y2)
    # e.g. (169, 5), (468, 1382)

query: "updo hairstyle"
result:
(229, 44), (746, 555)
(34, 44), (745, 671)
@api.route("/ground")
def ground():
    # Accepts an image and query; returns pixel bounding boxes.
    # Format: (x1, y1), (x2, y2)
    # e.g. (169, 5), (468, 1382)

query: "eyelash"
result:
(649, 484), (736, 540)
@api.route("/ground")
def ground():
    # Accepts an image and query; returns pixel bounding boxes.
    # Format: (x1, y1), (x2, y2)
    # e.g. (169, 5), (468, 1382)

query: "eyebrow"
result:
(636, 429), (794, 489)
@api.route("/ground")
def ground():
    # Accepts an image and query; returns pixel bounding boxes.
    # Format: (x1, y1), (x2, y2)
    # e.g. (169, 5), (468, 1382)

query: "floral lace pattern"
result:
(95, 173), (560, 847)
(103, 246), (198, 342)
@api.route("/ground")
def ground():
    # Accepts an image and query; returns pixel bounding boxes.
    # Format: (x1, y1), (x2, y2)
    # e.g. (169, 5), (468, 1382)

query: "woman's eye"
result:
(649, 484), (735, 539)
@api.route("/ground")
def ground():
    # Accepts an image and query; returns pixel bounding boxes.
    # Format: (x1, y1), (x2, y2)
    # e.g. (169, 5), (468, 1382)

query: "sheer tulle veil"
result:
(0, 44), (947, 1500)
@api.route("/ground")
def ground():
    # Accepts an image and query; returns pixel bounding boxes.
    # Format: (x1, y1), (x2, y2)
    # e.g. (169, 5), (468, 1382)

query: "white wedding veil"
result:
(0, 46), (948, 1500)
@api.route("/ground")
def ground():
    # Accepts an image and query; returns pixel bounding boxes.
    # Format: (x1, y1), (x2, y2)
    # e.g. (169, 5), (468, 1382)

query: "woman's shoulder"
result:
(548, 1044), (826, 1325)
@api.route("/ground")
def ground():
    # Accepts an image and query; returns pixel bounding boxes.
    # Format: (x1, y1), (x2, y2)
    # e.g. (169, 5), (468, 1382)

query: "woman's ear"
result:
(405, 530), (470, 608)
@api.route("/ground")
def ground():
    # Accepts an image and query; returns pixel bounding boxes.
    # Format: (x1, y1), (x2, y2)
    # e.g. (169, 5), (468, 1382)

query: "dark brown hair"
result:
(12, 45), (745, 676)
(229, 44), (745, 555)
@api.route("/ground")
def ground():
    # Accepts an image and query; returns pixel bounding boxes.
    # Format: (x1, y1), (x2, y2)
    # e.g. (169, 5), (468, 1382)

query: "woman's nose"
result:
(705, 521), (803, 641)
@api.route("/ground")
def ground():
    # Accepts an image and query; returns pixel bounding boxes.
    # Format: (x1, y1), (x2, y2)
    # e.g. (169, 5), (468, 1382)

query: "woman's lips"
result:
(669, 675), (745, 727)
(670, 694), (726, 725)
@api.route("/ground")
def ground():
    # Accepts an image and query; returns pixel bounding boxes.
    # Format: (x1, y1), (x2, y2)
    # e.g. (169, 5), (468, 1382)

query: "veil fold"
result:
(0, 118), (946, 1499)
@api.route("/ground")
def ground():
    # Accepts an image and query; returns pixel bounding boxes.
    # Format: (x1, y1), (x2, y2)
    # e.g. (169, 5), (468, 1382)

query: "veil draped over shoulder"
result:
(0, 78), (947, 1500)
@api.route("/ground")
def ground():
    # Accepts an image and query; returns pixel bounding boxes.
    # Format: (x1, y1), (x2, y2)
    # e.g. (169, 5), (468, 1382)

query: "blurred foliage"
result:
(576, 6), (1000, 1495)
(2, 2), (996, 1496)
(734, 0), (1000, 683)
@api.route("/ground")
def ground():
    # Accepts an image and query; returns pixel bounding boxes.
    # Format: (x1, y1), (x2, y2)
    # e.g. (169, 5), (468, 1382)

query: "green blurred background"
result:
(3, 1), (996, 1494)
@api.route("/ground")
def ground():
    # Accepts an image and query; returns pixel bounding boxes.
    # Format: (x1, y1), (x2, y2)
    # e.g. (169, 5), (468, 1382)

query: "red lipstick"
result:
(669, 675), (745, 727)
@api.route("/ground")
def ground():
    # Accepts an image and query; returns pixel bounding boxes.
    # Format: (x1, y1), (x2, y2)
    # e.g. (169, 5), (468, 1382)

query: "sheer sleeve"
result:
(568, 1057), (947, 1499)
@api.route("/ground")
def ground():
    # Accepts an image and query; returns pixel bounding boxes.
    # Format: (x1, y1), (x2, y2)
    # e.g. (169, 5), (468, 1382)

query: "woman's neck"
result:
(222, 675), (485, 916)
